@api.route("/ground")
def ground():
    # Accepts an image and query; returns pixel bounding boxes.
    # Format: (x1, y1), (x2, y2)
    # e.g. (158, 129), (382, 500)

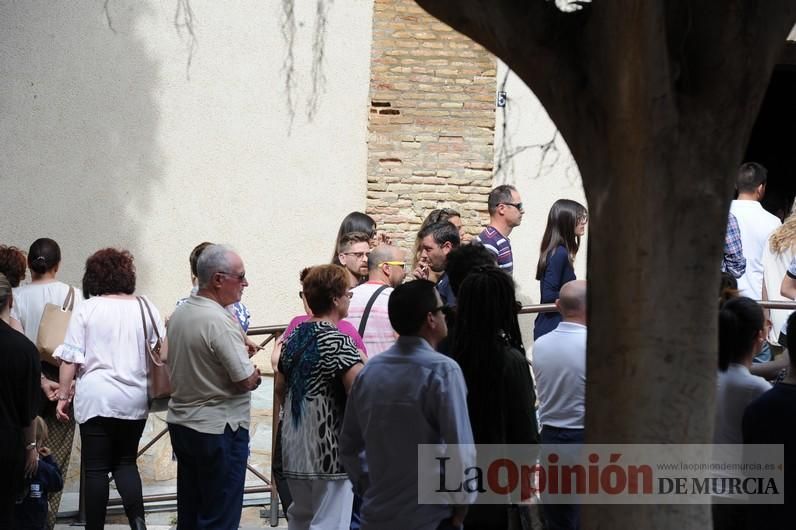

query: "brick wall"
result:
(366, 0), (497, 248)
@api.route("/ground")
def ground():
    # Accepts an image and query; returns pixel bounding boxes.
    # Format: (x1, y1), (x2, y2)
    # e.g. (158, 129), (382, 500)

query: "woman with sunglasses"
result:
(534, 199), (588, 340)
(451, 266), (538, 529)
(276, 265), (364, 529)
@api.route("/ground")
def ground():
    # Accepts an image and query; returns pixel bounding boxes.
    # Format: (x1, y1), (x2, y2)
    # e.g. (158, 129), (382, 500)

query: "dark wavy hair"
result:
(82, 248), (136, 298)
(536, 199), (587, 281)
(452, 266), (524, 443)
(718, 297), (764, 371)
(28, 238), (61, 275)
(302, 265), (349, 316)
(0, 245), (27, 287)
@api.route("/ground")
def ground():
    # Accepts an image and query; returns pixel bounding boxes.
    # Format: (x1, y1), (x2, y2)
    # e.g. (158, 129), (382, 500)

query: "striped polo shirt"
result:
(475, 225), (513, 274)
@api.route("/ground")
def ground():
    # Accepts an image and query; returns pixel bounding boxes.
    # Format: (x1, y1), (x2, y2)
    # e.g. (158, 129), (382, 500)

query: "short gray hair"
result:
(196, 244), (235, 289)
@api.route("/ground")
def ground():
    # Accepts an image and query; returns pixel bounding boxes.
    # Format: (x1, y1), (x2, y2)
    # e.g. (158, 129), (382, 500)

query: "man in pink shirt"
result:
(344, 244), (407, 357)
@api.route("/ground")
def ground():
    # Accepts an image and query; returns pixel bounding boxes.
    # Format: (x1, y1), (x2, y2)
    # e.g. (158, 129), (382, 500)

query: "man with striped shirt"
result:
(474, 184), (524, 275)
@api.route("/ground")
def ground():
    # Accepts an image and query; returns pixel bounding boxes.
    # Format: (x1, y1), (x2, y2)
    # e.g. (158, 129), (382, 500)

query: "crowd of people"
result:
(0, 165), (794, 530)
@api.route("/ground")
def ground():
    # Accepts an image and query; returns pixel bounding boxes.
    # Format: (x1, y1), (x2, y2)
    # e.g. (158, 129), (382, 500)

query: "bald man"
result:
(344, 244), (406, 357)
(532, 279), (586, 530)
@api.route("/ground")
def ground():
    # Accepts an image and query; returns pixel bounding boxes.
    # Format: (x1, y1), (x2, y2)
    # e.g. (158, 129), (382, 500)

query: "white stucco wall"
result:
(0, 0), (374, 327)
(493, 63), (588, 343)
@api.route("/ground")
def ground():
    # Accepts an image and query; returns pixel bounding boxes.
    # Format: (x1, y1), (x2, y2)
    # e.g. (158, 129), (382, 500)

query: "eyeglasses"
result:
(341, 251), (369, 260)
(379, 261), (409, 272)
(500, 202), (524, 211)
(217, 271), (246, 282)
(298, 291), (304, 299)
(577, 214), (589, 225)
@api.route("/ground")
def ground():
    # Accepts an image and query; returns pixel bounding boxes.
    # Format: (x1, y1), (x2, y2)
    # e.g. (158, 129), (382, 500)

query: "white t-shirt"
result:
(54, 296), (165, 424)
(11, 281), (83, 345)
(713, 363), (771, 444)
(729, 200), (781, 300)
(789, 257), (796, 278)
(531, 321), (586, 429)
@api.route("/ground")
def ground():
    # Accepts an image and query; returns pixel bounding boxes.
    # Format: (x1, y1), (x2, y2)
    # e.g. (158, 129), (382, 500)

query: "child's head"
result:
(34, 416), (48, 447)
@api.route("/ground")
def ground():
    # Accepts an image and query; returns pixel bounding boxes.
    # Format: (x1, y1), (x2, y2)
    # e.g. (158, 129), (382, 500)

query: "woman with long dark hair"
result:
(54, 249), (165, 530)
(534, 199), (588, 340)
(451, 266), (538, 529)
(329, 212), (379, 264)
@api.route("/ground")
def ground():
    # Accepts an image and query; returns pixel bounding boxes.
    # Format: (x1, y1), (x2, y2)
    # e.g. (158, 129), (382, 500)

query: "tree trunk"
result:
(414, 1), (796, 528)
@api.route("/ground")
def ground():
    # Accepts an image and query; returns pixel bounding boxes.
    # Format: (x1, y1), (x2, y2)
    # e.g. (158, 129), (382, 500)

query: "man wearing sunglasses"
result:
(474, 184), (524, 275)
(344, 244), (407, 357)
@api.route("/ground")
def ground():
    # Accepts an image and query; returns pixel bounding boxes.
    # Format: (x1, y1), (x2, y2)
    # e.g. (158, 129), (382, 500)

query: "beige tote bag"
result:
(36, 286), (75, 366)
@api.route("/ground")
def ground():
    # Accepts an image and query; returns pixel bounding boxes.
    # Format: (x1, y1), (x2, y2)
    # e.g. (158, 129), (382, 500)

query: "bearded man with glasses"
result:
(337, 232), (372, 288)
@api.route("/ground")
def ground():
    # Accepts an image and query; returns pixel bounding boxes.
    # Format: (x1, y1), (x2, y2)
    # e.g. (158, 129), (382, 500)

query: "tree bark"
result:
(415, 1), (796, 528)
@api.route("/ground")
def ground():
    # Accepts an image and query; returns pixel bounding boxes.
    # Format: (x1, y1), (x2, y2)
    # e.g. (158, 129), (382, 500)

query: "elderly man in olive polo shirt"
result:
(167, 244), (261, 529)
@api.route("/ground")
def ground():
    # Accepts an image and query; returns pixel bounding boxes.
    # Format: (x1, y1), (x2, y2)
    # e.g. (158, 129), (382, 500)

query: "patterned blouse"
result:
(278, 321), (362, 480)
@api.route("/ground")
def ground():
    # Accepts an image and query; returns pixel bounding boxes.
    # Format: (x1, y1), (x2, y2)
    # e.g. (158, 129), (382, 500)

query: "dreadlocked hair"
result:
(451, 266), (523, 443)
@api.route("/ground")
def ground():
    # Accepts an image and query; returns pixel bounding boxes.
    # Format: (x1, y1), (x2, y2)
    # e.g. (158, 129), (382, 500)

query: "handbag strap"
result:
(61, 286), (75, 311)
(136, 296), (164, 367)
(139, 296), (162, 342)
(357, 284), (389, 337)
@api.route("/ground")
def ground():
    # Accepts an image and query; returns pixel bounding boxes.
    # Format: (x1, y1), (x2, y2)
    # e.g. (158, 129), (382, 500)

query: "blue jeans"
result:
(168, 423), (249, 530)
(541, 426), (584, 530)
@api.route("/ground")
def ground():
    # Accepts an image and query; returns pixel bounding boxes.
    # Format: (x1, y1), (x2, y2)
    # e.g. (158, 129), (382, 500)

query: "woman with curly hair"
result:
(54, 248), (165, 530)
(763, 201), (796, 347)
(0, 245), (27, 287)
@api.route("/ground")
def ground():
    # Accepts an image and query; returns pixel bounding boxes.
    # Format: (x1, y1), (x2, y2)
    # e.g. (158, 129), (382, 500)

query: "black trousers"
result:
(79, 416), (146, 530)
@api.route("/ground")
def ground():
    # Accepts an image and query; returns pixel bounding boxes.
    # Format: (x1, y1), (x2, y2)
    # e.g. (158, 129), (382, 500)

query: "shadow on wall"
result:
(0, 0), (163, 283)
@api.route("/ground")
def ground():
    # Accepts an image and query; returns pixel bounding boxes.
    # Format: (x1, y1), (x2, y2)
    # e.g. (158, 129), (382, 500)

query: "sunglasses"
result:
(379, 261), (409, 272)
(217, 271), (246, 282)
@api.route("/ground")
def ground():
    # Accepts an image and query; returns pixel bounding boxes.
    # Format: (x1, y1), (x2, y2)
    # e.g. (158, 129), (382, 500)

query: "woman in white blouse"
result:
(54, 248), (165, 530)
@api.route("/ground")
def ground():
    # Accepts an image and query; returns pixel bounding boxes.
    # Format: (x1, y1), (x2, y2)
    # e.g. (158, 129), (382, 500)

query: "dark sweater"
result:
(533, 245), (576, 340)
(742, 383), (796, 529)
(14, 455), (64, 530)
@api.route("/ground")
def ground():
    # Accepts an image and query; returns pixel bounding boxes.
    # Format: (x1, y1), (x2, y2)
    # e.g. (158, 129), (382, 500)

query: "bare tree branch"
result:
(307, 0), (330, 121)
(280, 0), (298, 130)
(103, 0), (117, 34)
(174, 0), (197, 80)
